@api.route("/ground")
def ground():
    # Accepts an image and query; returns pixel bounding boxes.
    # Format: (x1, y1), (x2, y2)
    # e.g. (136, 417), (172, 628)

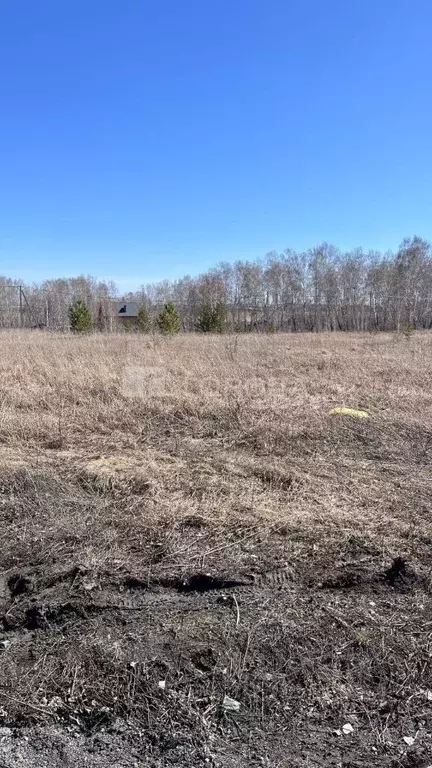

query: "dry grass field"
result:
(0, 330), (431, 767)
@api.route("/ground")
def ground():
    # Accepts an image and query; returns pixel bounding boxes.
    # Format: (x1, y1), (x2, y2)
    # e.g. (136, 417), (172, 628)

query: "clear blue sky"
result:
(1, 0), (431, 289)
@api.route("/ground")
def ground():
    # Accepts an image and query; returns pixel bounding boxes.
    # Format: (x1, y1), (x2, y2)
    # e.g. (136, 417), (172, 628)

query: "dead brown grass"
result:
(0, 330), (431, 767)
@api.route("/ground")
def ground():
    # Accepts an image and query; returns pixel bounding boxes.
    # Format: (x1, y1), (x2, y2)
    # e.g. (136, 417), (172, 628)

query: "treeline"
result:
(2, 236), (432, 332)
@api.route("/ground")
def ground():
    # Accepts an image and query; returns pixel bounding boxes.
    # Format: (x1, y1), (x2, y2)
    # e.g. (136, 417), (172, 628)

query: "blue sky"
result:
(1, 0), (432, 289)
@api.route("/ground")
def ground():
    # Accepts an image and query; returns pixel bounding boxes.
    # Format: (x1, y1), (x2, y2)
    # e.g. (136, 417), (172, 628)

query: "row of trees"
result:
(2, 236), (432, 332)
(117, 235), (432, 333)
(69, 299), (229, 334)
(69, 299), (182, 334)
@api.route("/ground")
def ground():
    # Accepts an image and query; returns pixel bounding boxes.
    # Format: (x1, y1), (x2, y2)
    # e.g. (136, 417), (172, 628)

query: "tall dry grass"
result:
(1, 329), (431, 443)
(0, 329), (431, 574)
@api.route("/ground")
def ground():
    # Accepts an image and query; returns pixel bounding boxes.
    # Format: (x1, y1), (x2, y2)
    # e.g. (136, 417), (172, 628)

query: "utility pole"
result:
(19, 286), (23, 328)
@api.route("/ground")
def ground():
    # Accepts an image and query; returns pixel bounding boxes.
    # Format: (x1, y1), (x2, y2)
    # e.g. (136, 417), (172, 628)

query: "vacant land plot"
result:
(0, 331), (431, 767)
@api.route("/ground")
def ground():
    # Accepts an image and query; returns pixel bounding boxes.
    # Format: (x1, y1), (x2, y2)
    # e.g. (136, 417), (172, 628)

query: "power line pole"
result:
(19, 286), (23, 328)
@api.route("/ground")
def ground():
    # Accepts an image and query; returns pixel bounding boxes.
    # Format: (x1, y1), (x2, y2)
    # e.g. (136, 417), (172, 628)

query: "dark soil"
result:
(0, 414), (432, 768)
(0, 540), (431, 767)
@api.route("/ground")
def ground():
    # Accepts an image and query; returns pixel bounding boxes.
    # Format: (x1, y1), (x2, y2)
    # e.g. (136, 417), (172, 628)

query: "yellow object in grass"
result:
(330, 407), (369, 419)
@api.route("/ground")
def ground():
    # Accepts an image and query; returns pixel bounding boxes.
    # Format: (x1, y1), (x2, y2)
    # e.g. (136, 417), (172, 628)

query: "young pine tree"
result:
(196, 303), (214, 333)
(96, 302), (107, 332)
(212, 301), (228, 333)
(197, 302), (228, 333)
(157, 302), (181, 335)
(137, 305), (151, 332)
(69, 299), (92, 333)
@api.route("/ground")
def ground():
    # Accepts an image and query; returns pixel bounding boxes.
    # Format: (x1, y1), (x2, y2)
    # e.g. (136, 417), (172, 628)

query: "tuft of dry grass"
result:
(0, 330), (431, 766)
